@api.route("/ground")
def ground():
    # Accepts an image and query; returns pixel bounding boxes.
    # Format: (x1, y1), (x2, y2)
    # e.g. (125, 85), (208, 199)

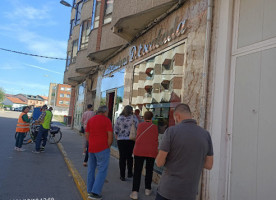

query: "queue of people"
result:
(84, 103), (213, 200)
(14, 103), (213, 200)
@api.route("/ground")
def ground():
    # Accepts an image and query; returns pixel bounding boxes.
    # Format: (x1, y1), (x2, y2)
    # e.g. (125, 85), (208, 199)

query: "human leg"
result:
(15, 132), (20, 148)
(145, 157), (155, 190)
(17, 132), (26, 148)
(87, 152), (97, 194)
(117, 140), (127, 179)
(126, 140), (135, 177)
(132, 156), (145, 192)
(35, 125), (43, 151)
(92, 148), (110, 195)
(41, 128), (48, 147)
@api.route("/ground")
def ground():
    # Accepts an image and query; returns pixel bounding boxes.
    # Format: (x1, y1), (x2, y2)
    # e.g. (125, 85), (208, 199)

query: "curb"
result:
(57, 142), (87, 200)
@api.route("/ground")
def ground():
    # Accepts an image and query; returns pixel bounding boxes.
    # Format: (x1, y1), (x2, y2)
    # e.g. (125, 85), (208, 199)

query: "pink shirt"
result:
(81, 110), (95, 129)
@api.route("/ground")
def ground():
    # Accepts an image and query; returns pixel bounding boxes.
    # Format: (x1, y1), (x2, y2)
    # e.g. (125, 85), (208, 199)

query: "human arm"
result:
(204, 156), (213, 170)
(81, 112), (85, 126)
(35, 112), (46, 124)
(107, 131), (113, 147)
(22, 114), (31, 123)
(114, 117), (120, 138)
(204, 131), (214, 170)
(155, 150), (168, 167)
(155, 128), (171, 167)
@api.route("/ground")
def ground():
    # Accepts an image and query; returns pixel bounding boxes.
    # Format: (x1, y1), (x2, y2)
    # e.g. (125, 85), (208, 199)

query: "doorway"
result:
(107, 91), (115, 121)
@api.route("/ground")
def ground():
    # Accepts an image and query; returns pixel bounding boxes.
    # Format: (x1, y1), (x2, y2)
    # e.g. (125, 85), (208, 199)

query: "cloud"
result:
(0, 80), (48, 90)
(0, 63), (23, 70)
(0, 1), (67, 63)
(24, 64), (63, 75)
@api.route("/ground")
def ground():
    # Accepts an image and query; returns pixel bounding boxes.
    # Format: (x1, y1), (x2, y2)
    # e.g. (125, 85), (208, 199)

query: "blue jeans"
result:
(15, 132), (26, 148)
(87, 148), (110, 195)
(35, 125), (48, 151)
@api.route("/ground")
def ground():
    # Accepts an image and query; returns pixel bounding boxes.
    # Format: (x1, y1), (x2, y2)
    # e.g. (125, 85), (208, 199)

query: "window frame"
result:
(91, 0), (101, 30)
(71, 40), (79, 63)
(104, 0), (114, 24)
(74, 1), (83, 26)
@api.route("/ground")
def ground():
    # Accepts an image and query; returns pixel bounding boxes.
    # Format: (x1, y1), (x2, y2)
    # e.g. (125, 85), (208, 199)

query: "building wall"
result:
(55, 84), (71, 107)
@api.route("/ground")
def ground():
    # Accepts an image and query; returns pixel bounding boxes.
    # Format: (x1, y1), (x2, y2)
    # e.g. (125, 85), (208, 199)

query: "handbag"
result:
(135, 124), (153, 142)
(129, 115), (137, 141)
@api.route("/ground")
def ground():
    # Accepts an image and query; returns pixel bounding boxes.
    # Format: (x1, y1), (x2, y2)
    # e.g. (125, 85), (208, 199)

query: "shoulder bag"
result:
(129, 115), (137, 141)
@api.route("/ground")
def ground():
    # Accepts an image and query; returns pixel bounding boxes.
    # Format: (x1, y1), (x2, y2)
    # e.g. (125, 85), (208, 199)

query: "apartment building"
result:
(63, 0), (276, 199)
(48, 83), (71, 115)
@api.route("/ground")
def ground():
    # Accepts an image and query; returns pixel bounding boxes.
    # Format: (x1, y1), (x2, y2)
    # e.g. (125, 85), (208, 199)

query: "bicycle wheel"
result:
(48, 130), (62, 144)
(15, 132), (33, 145)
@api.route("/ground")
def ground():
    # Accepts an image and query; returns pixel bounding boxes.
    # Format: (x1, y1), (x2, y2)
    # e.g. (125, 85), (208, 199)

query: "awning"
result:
(87, 45), (123, 64)
(76, 65), (99, 74)
(112, 1), (177, 42)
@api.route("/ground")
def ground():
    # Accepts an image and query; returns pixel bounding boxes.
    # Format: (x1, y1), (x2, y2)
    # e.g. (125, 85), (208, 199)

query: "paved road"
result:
(0, 111), (82, 200)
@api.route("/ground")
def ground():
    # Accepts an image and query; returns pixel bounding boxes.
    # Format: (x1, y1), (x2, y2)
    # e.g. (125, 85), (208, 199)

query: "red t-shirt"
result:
(133, 122), (159, 158)
(85, 115), (113, 153)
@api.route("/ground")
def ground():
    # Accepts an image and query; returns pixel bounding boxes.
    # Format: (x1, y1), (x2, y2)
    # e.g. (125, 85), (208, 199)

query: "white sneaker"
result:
(18, 148), (26, 152)
(130, 191), (138, 199)
(145, 189), (152, 196)
(14, 147), (19, 151)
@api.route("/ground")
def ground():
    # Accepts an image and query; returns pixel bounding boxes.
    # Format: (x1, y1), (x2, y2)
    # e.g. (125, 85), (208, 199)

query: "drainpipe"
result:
(200, 0), (213, 199)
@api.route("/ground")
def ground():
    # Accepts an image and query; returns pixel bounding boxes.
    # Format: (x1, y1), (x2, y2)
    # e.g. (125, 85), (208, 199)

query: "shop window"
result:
(79, 18), (92, 50)
(71, 40), (78, 63)
(100, 91), (106, 106)
(104, 0), (114, 24)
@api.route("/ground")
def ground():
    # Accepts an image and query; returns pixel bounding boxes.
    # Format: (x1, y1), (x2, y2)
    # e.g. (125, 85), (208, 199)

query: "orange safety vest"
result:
(16, 112), (30, 133)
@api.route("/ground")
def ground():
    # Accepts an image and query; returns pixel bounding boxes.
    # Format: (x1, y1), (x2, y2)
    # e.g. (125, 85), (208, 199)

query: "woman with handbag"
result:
(130, 111), (158, 200)
(114, 105), (138, 181)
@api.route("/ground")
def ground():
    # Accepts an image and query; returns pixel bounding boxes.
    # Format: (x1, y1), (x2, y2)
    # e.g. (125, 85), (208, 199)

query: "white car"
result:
(14, 107), (22, 112)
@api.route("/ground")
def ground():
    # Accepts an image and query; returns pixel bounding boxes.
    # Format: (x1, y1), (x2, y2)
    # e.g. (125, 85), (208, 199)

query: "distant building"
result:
(2, 96), (27, 109)
(48, 83), (71, 115)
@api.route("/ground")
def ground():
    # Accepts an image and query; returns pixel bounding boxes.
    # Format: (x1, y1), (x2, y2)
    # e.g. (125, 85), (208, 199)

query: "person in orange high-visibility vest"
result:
(15, 106), (30, 152)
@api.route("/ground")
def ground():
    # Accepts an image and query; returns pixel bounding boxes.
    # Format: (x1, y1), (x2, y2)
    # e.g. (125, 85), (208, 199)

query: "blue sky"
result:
(0, 0), (71, 96)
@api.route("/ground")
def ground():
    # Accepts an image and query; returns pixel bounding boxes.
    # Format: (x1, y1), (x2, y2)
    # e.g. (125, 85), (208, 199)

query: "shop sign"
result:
(107, 18), (187, 74)
(129, 19), (187, 62)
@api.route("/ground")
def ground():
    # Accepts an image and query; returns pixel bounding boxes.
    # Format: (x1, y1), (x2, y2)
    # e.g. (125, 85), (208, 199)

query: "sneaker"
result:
(18, 148), (26, 152)
(32, 150), (40, 154)
(88, 193), (102, 199)
(120, 177), (126, 181)
(130, 191), (138, 199)
(145, 189), (152, 196)
(14, 147), (19, 151)
(40, 147), (45, 152)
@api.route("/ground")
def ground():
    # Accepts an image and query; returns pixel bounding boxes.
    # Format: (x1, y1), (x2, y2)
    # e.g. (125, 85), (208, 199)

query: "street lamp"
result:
(60, 0), (73, 8)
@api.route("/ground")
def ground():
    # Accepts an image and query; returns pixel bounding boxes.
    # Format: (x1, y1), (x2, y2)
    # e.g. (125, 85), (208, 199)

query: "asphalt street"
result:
(0, 111), (82, 200)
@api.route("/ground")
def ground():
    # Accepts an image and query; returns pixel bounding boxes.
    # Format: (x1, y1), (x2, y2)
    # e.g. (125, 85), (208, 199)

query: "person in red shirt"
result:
(130, 111), (159, 200)
(85, 106), (113, 200)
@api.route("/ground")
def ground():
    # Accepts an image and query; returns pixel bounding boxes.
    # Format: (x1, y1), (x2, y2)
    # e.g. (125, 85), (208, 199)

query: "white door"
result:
(230, 48), (276, 200)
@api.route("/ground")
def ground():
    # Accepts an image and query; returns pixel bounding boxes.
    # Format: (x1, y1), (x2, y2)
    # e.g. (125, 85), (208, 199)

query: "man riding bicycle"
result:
(33, 105), (53, 153)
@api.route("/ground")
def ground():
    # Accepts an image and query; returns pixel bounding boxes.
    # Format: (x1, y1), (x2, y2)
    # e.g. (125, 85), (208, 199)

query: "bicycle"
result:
(15, 122), (62, 145)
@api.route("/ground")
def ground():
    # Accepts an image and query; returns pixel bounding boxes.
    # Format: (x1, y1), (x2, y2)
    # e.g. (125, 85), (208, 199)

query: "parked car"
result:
(14, 107), (22, 112)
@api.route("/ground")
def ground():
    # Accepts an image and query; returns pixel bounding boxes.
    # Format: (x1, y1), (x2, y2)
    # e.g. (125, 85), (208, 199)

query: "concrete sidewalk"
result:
(57, 125), (157, 200)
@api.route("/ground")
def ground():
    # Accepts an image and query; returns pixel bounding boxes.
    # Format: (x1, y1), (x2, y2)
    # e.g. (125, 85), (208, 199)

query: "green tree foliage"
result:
(0, 87), (5, 102)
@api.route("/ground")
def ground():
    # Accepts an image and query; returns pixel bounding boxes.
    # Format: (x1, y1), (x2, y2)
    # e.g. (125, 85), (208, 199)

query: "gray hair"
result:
(97, 106), (108, 114)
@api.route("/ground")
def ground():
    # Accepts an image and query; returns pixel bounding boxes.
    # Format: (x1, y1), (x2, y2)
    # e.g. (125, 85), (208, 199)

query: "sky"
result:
(0, 0), (71, 97)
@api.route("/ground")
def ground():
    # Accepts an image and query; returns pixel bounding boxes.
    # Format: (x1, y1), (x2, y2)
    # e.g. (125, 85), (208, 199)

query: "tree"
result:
(0, 87), (5, 102)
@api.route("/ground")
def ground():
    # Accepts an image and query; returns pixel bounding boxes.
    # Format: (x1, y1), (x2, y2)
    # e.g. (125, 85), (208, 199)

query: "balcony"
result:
(87, 45), (123, 64)
(112, 1), (177, 42)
